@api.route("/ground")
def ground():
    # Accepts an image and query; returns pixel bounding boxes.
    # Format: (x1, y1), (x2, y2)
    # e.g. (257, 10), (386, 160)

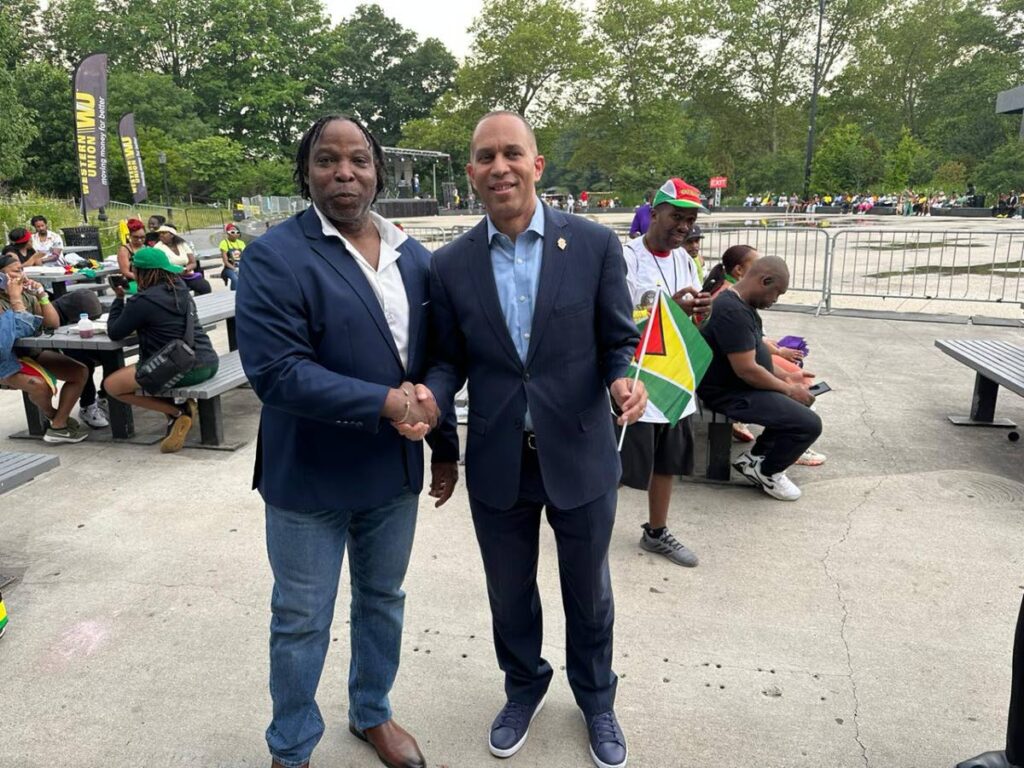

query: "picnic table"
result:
(24, 265), (118, 299)
(13, 291), (237, 440)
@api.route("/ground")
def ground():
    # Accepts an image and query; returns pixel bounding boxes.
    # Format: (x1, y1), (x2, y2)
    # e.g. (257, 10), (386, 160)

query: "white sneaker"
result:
(80, 402), (110, 429)
(96, 397), (110, 418)
(732, 452), (802, 501)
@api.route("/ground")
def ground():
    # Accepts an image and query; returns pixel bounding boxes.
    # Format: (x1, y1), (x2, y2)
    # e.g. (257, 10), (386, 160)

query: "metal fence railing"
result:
(403, 223), (1024, 315)
(827, 229), (1024, 308)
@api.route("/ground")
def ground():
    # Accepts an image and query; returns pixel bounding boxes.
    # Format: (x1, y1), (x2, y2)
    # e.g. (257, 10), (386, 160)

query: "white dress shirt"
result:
(313, 206), (410, 371)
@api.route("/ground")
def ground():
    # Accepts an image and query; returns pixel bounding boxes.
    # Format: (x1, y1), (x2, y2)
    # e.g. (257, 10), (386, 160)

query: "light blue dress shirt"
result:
(487, 198), (545, 430)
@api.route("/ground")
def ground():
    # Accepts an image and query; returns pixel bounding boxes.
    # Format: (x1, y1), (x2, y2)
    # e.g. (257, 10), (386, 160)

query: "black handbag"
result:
(135, 294), (197, 392)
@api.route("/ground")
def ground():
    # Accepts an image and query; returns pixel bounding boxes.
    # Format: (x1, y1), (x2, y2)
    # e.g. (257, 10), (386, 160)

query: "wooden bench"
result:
(160, 350), (248, 447)
(935, 339), (1024, 436)
(0, 451), (60, 495)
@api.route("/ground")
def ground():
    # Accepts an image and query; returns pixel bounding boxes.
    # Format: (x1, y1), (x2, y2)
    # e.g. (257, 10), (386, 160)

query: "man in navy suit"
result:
(236, 115), (458, 768)
(411, 111), (646, 768)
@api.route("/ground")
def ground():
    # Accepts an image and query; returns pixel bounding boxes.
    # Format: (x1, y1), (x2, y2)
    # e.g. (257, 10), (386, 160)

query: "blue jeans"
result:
(222, 266), (238, 291)
(265, 490), (419, 767)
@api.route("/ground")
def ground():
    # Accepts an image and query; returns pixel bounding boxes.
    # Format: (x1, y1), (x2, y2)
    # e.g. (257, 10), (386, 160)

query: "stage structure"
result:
(380, 147), (456, 216)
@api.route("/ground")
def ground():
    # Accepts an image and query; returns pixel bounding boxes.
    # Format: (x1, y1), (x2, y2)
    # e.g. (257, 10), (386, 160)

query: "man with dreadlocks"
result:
(235, 115), (459, 768)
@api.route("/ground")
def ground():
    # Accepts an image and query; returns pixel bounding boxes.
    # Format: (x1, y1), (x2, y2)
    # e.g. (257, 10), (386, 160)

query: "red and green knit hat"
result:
(652, 178), (709, 213)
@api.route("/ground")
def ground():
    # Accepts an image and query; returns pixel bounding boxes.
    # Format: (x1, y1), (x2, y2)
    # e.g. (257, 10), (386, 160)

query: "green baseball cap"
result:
(652, 178), (710, 213)
(132, 246), (183, 274)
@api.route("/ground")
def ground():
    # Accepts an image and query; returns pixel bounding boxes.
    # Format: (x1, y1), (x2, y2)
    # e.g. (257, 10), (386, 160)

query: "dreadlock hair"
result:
(136, 266), (179, 293)
(293, 115), (386, 202)
(702, 244), (758, 295)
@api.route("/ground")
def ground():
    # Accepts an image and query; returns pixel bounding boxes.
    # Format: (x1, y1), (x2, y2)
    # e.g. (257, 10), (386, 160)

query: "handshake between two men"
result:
(382, 382), (455, 507)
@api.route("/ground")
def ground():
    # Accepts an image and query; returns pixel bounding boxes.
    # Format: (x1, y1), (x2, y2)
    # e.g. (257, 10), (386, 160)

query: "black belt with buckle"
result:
(524, 431), (537, 450)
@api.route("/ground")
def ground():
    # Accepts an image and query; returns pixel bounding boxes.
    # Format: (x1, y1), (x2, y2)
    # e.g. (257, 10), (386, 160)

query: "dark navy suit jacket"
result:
(236, 207), (458, 512)
(424, 205), (639, 510)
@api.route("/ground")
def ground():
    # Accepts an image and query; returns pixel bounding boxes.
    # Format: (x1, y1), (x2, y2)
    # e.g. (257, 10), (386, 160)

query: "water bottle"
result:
(77, 313), (94, 339)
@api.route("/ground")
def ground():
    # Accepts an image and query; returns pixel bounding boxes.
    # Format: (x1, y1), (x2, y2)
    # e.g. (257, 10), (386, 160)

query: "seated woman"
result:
(103, 248), (219, 453)
(702, 245), (824, 465)
(154, 223), (212, 296)
(116, 218), (147, 284)
(0, 254), (89, 443)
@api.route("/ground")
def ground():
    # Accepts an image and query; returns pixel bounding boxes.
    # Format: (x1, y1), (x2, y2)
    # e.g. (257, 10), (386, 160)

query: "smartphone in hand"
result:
(808, 381), (832, 397)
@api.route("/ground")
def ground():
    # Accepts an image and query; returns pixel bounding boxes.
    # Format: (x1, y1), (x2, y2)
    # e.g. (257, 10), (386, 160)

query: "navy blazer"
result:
(236, 208), (458, 512)
(424, 205), (639, 510)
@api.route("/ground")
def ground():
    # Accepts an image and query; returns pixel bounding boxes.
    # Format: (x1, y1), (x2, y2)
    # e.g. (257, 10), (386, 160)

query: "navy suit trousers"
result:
(469, 440), (618, 717)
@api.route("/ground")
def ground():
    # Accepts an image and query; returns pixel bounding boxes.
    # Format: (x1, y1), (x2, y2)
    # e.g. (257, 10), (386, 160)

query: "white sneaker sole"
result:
(43, 431), (88, 444)
(581, 712), (627, 768)
(489, 693), (546, 758)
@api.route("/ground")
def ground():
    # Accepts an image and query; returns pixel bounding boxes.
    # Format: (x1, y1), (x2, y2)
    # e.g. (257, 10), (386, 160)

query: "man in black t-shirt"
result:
(699, 256), (822, 501)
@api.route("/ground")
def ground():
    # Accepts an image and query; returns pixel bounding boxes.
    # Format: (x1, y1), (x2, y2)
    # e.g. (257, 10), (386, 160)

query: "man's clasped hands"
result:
(384, 382), (440, 441)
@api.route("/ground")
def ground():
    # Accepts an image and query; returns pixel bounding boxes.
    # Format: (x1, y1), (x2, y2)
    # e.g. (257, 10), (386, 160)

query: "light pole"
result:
(159, 151), (171, 219)
(803, 0), (827, 201)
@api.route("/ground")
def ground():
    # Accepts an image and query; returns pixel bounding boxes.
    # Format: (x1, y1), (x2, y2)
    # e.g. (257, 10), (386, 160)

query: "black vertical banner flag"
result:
(118, 113), (148, 203)
(72, 53), (110, 212)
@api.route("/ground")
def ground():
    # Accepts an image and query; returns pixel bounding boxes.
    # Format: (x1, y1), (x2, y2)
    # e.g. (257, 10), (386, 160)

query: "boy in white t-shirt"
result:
(617, 178), (711, 567)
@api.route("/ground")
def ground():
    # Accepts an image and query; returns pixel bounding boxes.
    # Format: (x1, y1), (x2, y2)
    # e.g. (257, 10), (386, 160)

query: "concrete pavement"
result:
(1, 298), (1022, 767)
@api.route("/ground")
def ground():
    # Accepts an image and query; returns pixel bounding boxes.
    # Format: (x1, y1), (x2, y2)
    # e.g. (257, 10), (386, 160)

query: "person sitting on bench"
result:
(103, 247), (219, 453)
(698, 255), (821, 501)
(0, 253), (89, 443)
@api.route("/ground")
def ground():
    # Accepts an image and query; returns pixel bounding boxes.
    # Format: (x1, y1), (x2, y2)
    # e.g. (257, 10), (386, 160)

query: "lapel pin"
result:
(557, 237), (567, 251)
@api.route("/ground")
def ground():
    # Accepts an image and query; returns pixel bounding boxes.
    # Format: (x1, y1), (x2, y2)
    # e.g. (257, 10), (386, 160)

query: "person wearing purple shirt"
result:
(629, 193), (653, 238)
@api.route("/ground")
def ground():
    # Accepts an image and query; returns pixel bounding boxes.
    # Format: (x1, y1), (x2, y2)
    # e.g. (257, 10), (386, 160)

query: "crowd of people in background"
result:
(740, 187), (1020, 217)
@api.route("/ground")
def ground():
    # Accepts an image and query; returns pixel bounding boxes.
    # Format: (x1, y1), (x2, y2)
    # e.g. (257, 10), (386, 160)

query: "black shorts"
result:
(615, 416), (695, 491)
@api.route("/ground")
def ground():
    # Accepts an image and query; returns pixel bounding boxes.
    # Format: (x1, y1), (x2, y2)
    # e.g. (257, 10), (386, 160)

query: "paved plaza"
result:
(1, 213), (1022, 768)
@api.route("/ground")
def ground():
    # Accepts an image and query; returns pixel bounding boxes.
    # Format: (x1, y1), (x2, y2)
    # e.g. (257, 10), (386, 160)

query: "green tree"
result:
(975, 141), (1024, 195)
(460, 0), (599, 119)
(882, 128), (932, 191)
(323, 4), (457, 145)
(0, 67), (37, 182)
(8, 62), (68, 193)
(0, 0), (43, 70)
(810, 123), (882, 192)
(930, 160), (967, 192)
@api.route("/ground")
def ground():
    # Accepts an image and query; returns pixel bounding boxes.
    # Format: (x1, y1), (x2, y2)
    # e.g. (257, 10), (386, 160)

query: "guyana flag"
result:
(626, 290), (712, 425)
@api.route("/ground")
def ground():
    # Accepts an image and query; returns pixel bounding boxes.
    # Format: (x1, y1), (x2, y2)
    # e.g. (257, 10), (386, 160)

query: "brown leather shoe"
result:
(349, 719), (426, 768)
(271, 760), (308, 768)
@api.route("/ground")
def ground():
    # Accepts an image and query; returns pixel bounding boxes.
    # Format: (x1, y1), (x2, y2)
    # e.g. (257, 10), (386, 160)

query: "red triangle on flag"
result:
(636, 299), (667, 360)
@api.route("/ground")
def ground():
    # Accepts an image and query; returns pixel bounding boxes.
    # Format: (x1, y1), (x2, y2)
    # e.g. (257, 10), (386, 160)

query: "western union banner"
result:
(73, 53), (109, 212)
(118, 113), (147, 203)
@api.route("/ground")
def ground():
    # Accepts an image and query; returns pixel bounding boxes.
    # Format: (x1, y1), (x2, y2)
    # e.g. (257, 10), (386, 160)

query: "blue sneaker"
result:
(584, 710), (627, 768)
(488, 694), (546, 758)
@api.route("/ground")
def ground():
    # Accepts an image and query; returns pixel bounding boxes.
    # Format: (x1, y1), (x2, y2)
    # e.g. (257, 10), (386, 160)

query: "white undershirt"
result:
(313, 206), (410, 370)
(622, 236), (702, 423)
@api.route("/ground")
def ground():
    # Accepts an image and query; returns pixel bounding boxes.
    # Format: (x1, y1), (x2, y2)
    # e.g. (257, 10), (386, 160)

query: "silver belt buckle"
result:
(526, 433), (537, 450)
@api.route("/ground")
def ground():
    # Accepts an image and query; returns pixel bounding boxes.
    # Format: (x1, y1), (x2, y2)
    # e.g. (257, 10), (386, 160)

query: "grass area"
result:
(866, 259), (1024, 278)
(1, 196), (229, 256)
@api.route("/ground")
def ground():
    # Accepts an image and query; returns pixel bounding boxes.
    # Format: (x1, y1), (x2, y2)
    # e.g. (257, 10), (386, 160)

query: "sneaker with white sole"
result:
(43, 422), (89, 444)
(732, 451), (801, 501)
(489, 694), (546, 758)
(795, 448), (826, 466)
(639, 525), (698, 567)
(80, 402), (109, 429)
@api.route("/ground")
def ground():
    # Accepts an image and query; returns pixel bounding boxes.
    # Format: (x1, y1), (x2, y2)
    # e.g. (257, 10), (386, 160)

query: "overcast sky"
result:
(324, 0), (481, 59)
(324, 1), (597, 60)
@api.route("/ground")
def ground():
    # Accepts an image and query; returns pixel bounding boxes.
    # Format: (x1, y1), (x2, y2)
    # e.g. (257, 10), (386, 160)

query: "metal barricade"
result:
(827, 229), (1024, 307)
